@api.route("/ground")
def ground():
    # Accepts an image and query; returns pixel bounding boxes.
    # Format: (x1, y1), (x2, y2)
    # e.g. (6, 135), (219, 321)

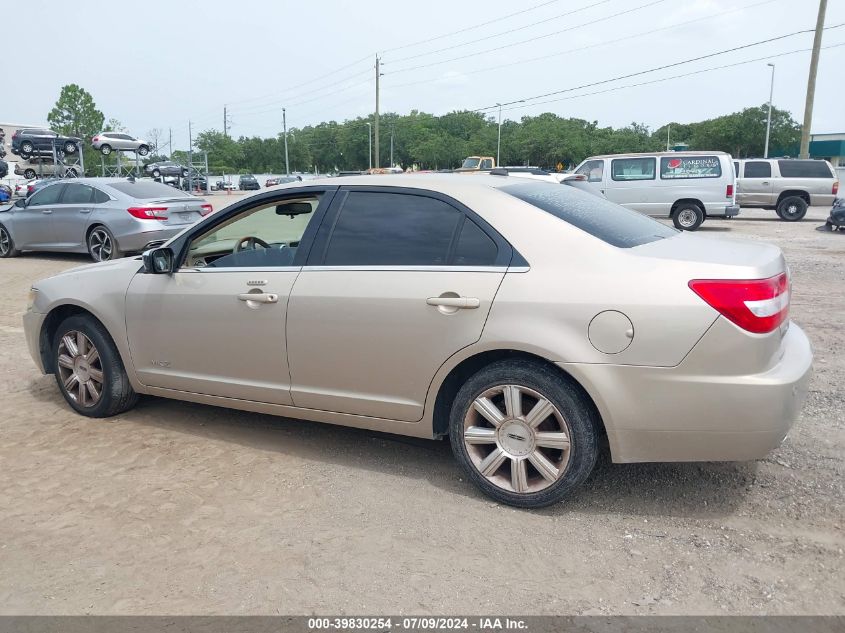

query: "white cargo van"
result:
(573, 151), (739, 230)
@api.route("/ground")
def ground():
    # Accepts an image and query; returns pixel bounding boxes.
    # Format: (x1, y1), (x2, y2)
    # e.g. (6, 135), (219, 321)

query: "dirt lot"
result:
(0, 197), (842, 615)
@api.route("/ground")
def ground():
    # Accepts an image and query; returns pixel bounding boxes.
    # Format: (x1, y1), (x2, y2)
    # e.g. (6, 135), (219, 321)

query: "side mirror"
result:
(14, 198), (26, 208)
(143, 247), (175, 274)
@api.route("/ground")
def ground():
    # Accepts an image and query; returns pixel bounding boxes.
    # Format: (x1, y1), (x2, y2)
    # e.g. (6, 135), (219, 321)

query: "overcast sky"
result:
(10, 0), (844, 150)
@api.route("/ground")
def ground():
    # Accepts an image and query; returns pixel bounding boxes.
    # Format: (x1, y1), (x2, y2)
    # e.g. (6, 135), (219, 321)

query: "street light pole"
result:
(366, 122), (372, 171)
(764, 63), (775, 158)
(496, 103), (502, 167)
(283, 107), (290, 176)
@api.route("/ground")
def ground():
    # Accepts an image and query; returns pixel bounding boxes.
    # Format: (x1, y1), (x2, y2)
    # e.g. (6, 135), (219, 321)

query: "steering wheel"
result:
(234, 236), (271, 253)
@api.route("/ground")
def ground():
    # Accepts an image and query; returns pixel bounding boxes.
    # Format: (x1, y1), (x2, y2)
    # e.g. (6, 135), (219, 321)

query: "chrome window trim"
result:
(301, 265), (510, 273)
(177, 266), (303, 273)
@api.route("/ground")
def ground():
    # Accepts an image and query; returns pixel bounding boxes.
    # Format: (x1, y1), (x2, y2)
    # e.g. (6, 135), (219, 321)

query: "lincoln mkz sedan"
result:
(22, 175), (813, 507)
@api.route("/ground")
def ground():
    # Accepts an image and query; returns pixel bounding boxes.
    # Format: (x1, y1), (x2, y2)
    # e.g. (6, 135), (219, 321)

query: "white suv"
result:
(91, 132), (150, 156)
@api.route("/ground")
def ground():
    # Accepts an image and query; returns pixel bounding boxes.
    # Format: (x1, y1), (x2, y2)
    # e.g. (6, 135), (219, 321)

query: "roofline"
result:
(585, 151), (731, 159)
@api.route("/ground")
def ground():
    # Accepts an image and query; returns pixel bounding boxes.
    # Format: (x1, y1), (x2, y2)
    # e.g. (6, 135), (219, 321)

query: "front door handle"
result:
(41, 209), (52, 214)
(237, 292), (279, 304)
(79, 209), (92, 214)
(762, 181), (770, 185)
(426, 296), (480, 309)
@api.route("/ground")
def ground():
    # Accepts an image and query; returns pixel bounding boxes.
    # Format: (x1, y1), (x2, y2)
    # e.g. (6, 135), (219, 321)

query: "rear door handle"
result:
(79, 209), (91, 214)
(426, 296), (480, 309)
(237, 292), (279, 304)
(41, 209), (52, 214)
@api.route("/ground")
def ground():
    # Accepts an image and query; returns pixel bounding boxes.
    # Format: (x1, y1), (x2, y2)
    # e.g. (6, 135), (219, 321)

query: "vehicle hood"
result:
(46, 256), (144, 280)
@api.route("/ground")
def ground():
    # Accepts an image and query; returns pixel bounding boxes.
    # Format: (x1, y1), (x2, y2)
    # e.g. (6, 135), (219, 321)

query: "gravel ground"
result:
(0, 198), (842, 615)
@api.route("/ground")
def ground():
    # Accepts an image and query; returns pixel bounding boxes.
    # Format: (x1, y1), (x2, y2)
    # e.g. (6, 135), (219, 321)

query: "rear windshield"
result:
(777, 160), (832, 178)
(501, 181), (676, 248)
(109, 181), (192, 199)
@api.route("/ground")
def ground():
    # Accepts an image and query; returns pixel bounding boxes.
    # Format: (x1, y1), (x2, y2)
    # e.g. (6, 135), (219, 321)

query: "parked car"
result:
(0, 159), (7, 178)
(11, 129), (81, 158)
(734, 158), (839, 221)
(92, 132), (151, 156)
(14, 157), (80, 180)
(0, 184), (11, 203)
(573, 152), (739, 230)
(14, 182), (29, 198)
(238, 174), (260, 190)
(267, 176), (301, 187)
(216, 180), (237, 191)
(0, 177), (212, 262)
(144, 161), (189, 179)
(19, 175), (811, 508)
(181, 176), (208, 191)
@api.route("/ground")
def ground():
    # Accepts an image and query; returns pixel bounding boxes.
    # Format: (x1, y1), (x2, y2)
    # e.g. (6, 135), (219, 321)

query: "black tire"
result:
(0, 224), (20, 257)
(20, 141), (34, 154)
(52, 314), (138, 418)
(137, 145), (149, 156)
(777, 196), (808, 222)
(65, 168), (79, 178)
(449, 359), (599, 508)
(64, 141), (78, 154)
(672, 203), (704, 231)
(87, 225), (123, 262)
(152, 169), (161, 178)
(100, 144), (112, 155)
(181, 168), (189, 178)
(23, 168), (36, 179)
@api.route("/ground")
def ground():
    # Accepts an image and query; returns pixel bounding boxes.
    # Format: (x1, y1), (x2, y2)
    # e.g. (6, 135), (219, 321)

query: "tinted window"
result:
(454, 218), (497, 266)
(91, 188), (111, 203)
(611, 157), (655, 181)
(777, 160), (832, 178)
(28, 183), (65, 206)
(323, 192), (460, 266)
(61, 184), (94, 204)
(660, 155), (721, 179)
(109, 181), (191, 199)
(502, 181), (676, 248)
(744, 161), (771, 178)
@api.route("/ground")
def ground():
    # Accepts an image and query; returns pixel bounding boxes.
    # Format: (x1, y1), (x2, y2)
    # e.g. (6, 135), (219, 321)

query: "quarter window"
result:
(743, 161), (771, 178)
(610, 157), (655, 181)
(323, 192), (460, 266)
(453, 218), (498, 266)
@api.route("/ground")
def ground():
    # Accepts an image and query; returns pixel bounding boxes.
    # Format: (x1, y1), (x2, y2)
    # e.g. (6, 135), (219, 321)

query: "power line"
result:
(388, 0), (669, 75)
(386, 0), (781, 90)
(473, 24), (845, 112)
(388, 0), (613, 64)
(381, 0), (563, 53)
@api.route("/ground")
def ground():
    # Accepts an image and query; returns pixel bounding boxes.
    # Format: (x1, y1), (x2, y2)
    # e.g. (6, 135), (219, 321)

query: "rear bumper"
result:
(562, 322), (813, 463)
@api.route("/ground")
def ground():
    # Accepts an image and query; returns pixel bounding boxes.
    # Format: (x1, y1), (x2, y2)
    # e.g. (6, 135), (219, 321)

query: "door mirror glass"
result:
(144, 247), (174, 274)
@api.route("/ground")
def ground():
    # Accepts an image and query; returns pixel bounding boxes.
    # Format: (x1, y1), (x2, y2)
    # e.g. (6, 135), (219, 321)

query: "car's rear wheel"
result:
(64, 141), (77, 154)
(21, 141), (34, 154)
(23, 168), (36, 179)
(777, 196), (808, 222)
(100, 144), (112, 155)
(672, 203), (704, 231)
(152, 169), (161, 178)
(137, 145), (149, 156)
(449, 359), (599, 508)
(87, 226), (122, 262)
(52, 315), (138, 418)
(0, 224), (20, 257)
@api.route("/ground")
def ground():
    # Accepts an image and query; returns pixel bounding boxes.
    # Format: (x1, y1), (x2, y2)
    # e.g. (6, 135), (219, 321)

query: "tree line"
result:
(45, 84), (802, 176)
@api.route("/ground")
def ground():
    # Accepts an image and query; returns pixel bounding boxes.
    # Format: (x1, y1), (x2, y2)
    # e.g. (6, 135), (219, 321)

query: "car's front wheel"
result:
(53, 315), (138, 417)
(87, 226), (122, 262)
(137, 145), (149, 156)
(100, 144), (112, 155)
(0, 224), (20, 257)
(152, 169), (161, 178)
(64, 141), (78, 154)
(449, 359), (599, 508)
(23, 168), (36, 179)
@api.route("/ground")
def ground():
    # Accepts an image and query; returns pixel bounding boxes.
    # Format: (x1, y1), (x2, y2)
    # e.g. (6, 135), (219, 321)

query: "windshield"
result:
(461, 158), (480, 169)
(501, 181), (677, 248)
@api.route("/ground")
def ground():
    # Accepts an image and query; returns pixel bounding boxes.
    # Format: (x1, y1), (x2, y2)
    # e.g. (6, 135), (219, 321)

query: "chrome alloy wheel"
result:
(677, 208), (697, 228)
(463, 384), (572, 494)
(0, 226), (10, 256)
(56, 331), (104, 408)
(89, 228), (113, 261)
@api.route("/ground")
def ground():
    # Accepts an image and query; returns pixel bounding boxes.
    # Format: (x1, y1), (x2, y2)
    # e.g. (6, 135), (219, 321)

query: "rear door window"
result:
(743, 161), (772, 178)
(60, 184), (95, 204)
(660, 156), (722, 179)
(502, 181), (676, 248)
(777, 160), (832, 178)
(610, 157), (655, 181)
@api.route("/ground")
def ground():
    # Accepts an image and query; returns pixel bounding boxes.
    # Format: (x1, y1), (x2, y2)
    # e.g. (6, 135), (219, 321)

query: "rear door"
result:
(286, 187), (510, 422)
(738, 161), (773, 206)
(51, 182), (97, 248)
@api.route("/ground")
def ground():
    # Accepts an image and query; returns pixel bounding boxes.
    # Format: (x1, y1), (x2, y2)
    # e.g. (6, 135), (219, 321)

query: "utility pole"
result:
(496, 103), (502, 166)
(764, 64), (776, 158)
(390, 125), (395, 168)
(800, 0), (827, 158)
(283, 108), (290, 176)
(224, 105), (228, 138)
(168, 127), (172, 158)
(366, 122), (372, 170)
(188, 120), (193, 192)
(666, 124), (671, 151)
(374, 55), (381, 169)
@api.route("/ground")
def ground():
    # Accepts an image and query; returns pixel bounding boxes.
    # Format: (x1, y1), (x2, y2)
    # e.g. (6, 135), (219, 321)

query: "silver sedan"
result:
(0, 177), (211, 261)
(21, 175), (812, 507)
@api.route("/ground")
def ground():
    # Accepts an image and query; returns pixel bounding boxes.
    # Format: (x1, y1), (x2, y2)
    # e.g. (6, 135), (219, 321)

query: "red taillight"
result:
(92, 136), (99, 142)
(200, 204), (213, 216)
(726, 184), (734, 198)
(689, 273), (789, 334)
(127, 206), (168, 220)
(833, 181), (839, 196)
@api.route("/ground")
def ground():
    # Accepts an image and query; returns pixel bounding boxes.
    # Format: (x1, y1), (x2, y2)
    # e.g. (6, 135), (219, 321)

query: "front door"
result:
(286, 188), (509, 422)
(125, 190), (332, 405)
(11, 183), (66, 249)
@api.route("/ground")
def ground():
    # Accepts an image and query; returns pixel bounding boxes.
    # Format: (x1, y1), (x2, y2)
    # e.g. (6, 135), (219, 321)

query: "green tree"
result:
(48, 84), (104, 139)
